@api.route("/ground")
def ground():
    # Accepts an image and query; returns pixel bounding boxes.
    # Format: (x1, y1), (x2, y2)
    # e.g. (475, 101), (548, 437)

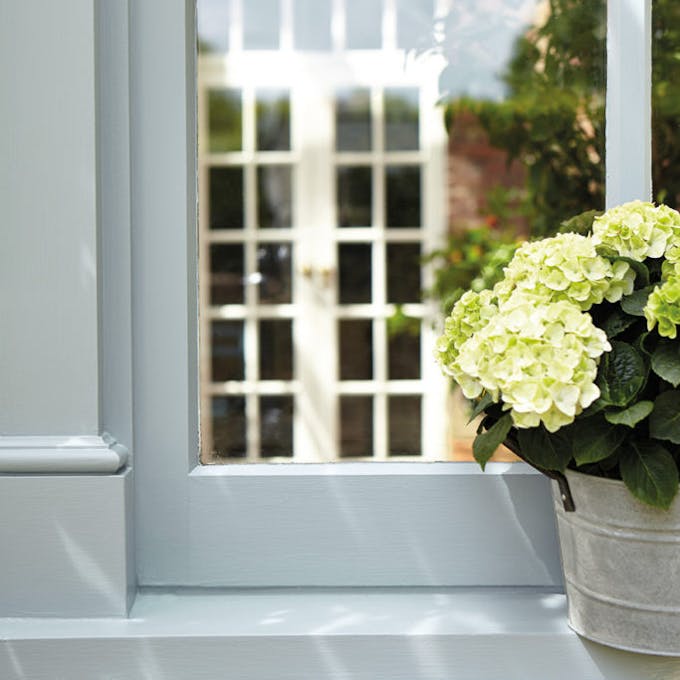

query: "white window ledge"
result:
(2, 588), (677, 679)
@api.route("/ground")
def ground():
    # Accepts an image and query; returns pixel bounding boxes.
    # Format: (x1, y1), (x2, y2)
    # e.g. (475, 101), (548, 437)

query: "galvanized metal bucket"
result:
(552, 468), (680, 655)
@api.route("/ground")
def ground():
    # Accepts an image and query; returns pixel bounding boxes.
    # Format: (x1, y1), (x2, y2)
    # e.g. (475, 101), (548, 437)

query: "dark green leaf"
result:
(467, 392), (494, 424)
(580, 397), (608, 417)
(651, 341), (680, 388)
(571, 416), (628, 464)
(596, 341), (646, 407)
(599, 307), (637, 339)
(620, 286), (654, 317)
(473, 414), (513, 470)
(615, 257), (650, 288)
(620, 441), (679, 509)
(650, 390), (680, 444)
(604, 401), (654, 428)
(517, 426), (573, 472)
(559, 210), (601, 235)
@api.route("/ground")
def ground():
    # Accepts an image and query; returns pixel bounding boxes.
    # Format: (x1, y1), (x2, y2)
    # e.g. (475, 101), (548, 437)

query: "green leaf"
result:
(473, 414), (512, 470)
(649, 390), (680, 444)
(467, 392), (494, 424)
(599, 307), (637, 339)
(651, 341), (680, 388)
(596, 341), (647, 407)
(604, 401), (654, 428)
(571, 416), (628, 464)
(620, 286), (654, 317)
(517, 426), (573, 472)
(620, 441), (679, 509)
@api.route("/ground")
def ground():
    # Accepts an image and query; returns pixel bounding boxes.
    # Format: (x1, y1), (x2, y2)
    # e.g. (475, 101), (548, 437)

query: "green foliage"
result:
(620, 441), (679, 510)
(424, 226), (519, 316)
(472, 414), (512, 470)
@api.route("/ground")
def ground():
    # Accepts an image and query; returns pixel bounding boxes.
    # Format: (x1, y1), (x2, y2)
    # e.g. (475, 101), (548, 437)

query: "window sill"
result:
(1, 588), (672, 679)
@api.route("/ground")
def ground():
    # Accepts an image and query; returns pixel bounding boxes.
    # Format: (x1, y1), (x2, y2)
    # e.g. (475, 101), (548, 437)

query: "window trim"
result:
(130, 0), (651, 586)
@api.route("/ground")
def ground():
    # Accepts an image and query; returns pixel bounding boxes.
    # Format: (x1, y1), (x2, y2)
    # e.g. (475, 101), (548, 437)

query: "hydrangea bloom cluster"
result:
(645, 274), (680, 339)
(436, 293), (610, 432)
(493, 232), (635, 310)
(592, 200), (680, 261)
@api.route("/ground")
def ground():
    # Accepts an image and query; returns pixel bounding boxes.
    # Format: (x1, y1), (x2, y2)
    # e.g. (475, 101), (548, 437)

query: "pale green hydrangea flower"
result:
(645, 274), (680, 339)
(494, 232), (635, 310)
(435, 289), (498, 396)
(592, 200), (680, 261)
(443, 294), (610, 432)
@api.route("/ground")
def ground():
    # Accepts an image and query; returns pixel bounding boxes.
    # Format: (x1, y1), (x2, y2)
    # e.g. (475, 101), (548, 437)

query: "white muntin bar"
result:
(606, 0), (652, 206)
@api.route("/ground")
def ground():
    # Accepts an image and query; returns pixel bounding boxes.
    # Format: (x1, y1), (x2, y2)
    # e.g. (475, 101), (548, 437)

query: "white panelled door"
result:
(198, 49), (448, 462)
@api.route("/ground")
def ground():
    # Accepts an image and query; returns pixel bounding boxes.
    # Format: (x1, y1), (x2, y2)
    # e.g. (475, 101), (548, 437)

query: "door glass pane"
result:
(396, 0), (433, 50)
(339, 320), (373, 379)
(257, 90), (290, 151)
(386, 165), (420, 227)
(260, 396), (294, 457)
(346, 0), (383, 49)
(244, 0), (279, 49)
(389, 396), (421, 456)
(259, 320), (293, 380)
(339, 243), (372, 303)
(208, 89), (241, 152)
(210, 244), (244, 304)
(209, 167), (244, 229)
(385, 88), (419, 151)
(257, 166), (292, 229)
(257, 242), (292, 303)
(294, 0), (332, 51)
(336, 89), (372, 151)
(211, 397), (247, 459)
(386, 243), (420, 303)
(338, 166), (372, 227)
(198, 0), (230, 54)
(212, 321), (244, 381)
(340, 396), (373, 457)
(388, 329), (420, 379)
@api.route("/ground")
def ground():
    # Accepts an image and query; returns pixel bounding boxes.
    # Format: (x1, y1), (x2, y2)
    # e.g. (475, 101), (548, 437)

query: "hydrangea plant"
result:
(436, 201), (680, 509)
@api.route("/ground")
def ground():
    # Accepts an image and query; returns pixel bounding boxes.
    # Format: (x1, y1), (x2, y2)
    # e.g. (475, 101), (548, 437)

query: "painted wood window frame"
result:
(128, 0), (651, 587)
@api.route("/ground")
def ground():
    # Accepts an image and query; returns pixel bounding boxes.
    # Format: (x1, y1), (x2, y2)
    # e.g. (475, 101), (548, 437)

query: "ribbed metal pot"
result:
(552, 468), (680, 655)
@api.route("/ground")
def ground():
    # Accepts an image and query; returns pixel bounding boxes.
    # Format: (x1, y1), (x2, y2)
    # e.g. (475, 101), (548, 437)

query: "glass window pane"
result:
(209, 167), (244, 229)
(346, 0), (382, 49)
(211, 396), (247, 459)
(396, 0), (433, 51)
(339, 320), (373, 380)
(208, 89), (241, 152)
(211, 320), (244, 381)
(385, 88), (419, 151)
(340, 396), (373, 457)
(386, 243), (420, 303)
(244, 0), (279, 49)
(259, 319), (293, 380)
(338, 243), (372, 303)
(257, 242), (292, 303)
(257, 165), (292, 229)
(210, 244), (244, 304)
(337, 166), (372, 227)
(442, 2), (605, 235)
(386, 165), (420, 227)
(294, 0), (332, 50)
(260, 396), (294, 457)
(336, 89), (372, 151)
(257, 90), (290, 151)
(389, 395), (421, 456)
(197, 0), (230, 54)
(652, 3), (680, 206)
(388, 329), (420, 379)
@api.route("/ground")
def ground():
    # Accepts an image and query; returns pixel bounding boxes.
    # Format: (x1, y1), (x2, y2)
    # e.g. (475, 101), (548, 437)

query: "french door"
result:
(198, 51), (448, 462)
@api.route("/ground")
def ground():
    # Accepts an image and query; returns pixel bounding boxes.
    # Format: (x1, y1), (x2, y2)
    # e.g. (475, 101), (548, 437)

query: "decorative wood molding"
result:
(0, 432), (128, 473)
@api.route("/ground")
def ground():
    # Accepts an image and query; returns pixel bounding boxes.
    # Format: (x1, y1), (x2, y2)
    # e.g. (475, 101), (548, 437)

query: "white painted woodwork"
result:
(0, 434), (127, 473)
(0, 469), (133, 617)
(2, 589), (679, 679)
(0, 0), (100, 435)
(606, 0), (652, 206)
